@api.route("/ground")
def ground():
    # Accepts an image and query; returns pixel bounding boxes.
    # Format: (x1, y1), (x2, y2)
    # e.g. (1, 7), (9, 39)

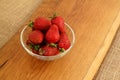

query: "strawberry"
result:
(29, 30), (43, 44)
(58, 32), (71, 50)
(41, 46), (59, 56)
(51, 16), (65, 33)
(45, 24), (60, 43)
(34, 17), (51, 30)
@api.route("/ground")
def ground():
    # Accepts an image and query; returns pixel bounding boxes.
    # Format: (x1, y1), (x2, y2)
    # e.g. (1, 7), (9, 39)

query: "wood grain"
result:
(0, 0), (120, 80)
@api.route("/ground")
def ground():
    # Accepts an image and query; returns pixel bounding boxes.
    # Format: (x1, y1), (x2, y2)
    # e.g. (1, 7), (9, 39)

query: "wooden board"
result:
(0, 0), (120, 80)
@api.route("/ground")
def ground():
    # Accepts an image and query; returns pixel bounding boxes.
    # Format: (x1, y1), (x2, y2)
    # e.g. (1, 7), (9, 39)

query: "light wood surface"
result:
(0, 0), (120, 80)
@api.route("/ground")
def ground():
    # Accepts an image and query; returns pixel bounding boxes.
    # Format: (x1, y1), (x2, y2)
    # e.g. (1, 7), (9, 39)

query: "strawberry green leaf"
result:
(29, 43), (34, 49)
(39, 48), (44, 55)
(53, 12), (57, 18)
(49, 16), (53, 19)
(34, 45), (40, 51)
(28, 21), (34, 28)
(29, 43), (40, 51)
(59, 48), (65, 52)
(49, 12), (57, 19)
(49, 43), (57, 47)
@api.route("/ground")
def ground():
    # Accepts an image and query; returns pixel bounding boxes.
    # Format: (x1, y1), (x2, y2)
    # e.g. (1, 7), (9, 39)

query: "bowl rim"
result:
(20, 23), (75, 59)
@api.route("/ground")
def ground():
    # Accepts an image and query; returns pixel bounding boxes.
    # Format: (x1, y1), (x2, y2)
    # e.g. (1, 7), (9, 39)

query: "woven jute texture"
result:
(0, 0), (120, 80)
(94, 27), (120, 80)
(0, 0), (41, 48)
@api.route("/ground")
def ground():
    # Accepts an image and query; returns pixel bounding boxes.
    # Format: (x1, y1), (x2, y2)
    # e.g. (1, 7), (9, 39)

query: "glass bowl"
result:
(20, 23), (75, 61)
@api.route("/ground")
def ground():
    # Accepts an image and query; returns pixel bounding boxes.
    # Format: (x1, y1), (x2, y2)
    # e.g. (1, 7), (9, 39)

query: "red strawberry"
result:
(34, 17), (51, 30)
(51, 16), (65, 33)
(41, 46), (59, 56)
(45, 24), (60, 43)
(29, 30), (43, 44)
(58, 32), (71, 50)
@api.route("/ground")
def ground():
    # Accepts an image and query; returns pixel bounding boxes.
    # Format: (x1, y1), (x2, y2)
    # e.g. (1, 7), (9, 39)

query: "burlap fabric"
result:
(0, 0), (41, 48)
(94, 27), (120, 80)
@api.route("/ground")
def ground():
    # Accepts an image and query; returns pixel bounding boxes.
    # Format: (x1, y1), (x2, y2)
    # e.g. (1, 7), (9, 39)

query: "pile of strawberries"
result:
(26, 14), (71, 56)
